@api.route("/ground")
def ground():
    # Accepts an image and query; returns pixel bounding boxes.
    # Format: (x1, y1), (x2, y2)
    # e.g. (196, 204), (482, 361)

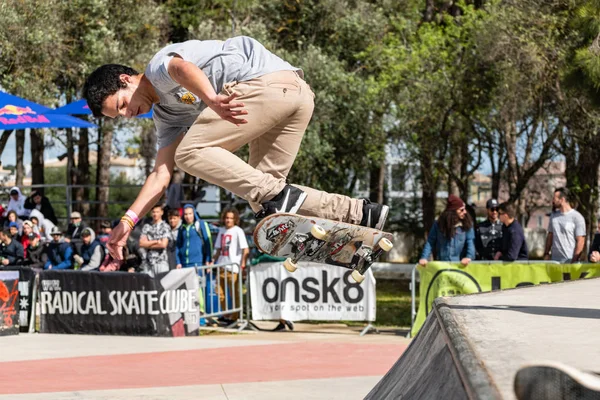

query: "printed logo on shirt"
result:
(176, 91), (199, 105)
(221, 234), (232, 257)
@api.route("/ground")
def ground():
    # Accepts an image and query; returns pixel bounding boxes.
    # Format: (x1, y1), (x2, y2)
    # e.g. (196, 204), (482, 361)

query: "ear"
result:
(119, 74), (133, 85)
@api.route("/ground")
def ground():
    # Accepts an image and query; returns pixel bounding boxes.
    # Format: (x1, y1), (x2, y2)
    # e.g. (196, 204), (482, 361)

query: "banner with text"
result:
(39, 269), (200, 337)
(413, 262), (600, 336)
(250, 262), (376, 322)
(5, 267), (36, 332)
(0, 270), (19, 336)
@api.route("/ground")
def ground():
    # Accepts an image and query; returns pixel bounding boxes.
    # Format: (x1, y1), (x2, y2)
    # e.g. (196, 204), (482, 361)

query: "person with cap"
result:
(20, 220), (34, 258)
(475, 198), (503, 260)
(4, 186), (29, 219)
(66, 212), (89, 242)
(8, 222), (19, 241)
(74, 227), (105, 271)
(419, 194), (475, 266)
(24, 189), (58, 225)
(22, 233), (46, 270)
(44, 226), (73, 270)
(97, 221), (113, 247)
(30, 209), (57, 243)
(0, 228), (24, 266)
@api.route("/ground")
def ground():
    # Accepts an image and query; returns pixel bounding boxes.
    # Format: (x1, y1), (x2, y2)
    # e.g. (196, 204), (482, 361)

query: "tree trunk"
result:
(570, 144), (600, 257)
(421, 155), (438, 236)
(368, 161), (386, 204)
(66, 127), (77, 208)
(75, 127), (90, 215)
(30, 129), (44, 185)
(140, 125), (157, 177)
(0, 130), (13, 160)
(96, 125), (112, 218)
(15, 129), (25, 186)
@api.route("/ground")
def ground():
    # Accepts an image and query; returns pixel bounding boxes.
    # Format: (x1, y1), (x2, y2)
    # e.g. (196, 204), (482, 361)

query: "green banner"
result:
(412, 262), (600, 336)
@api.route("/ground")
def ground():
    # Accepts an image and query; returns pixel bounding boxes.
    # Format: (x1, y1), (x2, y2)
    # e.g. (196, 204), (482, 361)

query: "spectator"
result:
(66, 211), (88, 242)
(8, 222), (19, 241)
(544, 187), (586, 263)
(44, 227), (73, 270)
(176, 204), (213, 269)
(5, 186), (29, 219)
(24, 189), (58, 225)
(74, 228), (105, 271)
(3, 210), (23, 235)
(97, 220), (113, 246)
(167, 208), (182, 270)
(588, 218), (600, 263)
(30, 209), (57, 243)
(419, 195), (475, 266)
(20, 220), (34, 258)
(475, 198), (503, 260)
(139, 205), (170, 277)
(0, 228), (24, 266)
(22, 233), (46, 270)
(494, 202), (528, 261)
(214, 207), (249, 320)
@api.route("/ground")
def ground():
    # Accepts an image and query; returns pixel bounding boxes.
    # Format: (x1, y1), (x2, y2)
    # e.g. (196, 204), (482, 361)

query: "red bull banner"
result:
(0, 104), (50, 125)
(0, 271), (19, 336)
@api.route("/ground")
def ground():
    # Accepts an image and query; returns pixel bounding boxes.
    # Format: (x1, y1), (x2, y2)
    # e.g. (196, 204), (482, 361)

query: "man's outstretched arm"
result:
(107, 135), (183, 260)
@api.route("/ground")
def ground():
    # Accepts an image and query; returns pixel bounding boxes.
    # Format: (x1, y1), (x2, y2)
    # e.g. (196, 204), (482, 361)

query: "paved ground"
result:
(0, 322), (410, 399)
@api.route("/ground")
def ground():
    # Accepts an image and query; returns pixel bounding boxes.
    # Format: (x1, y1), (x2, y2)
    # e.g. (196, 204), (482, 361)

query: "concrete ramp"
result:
(366, 278), (600, 399)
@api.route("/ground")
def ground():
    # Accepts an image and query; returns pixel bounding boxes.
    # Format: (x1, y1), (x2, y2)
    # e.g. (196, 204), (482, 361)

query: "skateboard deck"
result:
(253, 213), (393, 282)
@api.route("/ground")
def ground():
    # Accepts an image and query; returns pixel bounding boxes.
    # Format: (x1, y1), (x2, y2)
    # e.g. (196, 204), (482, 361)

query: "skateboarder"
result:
(83, 36), (388, 261)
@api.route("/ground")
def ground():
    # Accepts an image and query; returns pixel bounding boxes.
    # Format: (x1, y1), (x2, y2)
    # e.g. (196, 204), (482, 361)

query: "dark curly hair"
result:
(438, 209), (473, 239)
(82, 64), (139, 117)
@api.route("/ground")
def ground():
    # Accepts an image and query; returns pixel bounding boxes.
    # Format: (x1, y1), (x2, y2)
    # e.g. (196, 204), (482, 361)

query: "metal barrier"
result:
(194, 263), (247, 331)
(408, 260), (562, 338)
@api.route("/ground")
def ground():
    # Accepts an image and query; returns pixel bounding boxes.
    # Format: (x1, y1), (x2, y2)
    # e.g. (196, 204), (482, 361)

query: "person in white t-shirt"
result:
(214, 207), (249, 320)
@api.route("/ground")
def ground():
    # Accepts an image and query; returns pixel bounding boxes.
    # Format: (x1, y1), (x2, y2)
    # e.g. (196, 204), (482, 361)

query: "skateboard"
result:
(253, 213), (394, 283)
(514, 362), (600, 400)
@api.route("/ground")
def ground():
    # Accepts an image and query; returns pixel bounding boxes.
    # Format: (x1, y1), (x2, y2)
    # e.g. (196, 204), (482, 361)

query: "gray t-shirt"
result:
(144, 36), (299, 149)
(548, 209), (586, 263)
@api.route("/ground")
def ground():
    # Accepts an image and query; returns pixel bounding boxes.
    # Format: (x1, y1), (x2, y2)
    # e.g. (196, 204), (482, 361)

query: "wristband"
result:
(125, 209), (139, 225)
(120, 215), (135, 230)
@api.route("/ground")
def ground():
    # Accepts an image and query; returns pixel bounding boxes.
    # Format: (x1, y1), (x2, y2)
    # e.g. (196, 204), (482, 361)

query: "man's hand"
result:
(494, 252), (502, 261)
(418, 258), (428, 266)
(460, 258), (471, 266)
(543, 254), (551, 261)
(107, 221), (131, 261)
(208, 93), (248, 125)
(176, 264), (182, 269)
(591, 251), (600, 263)
(1, 259), (8, 266)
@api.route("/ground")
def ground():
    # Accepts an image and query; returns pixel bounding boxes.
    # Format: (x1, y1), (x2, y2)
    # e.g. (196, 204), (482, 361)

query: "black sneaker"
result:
(256, 185), (307, 218)
(360, 199), (389, 230)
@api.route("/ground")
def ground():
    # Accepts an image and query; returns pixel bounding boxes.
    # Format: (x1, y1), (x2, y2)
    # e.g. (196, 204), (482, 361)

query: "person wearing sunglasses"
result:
(419, 195), (475, 267)
(475, 198), (503, 260)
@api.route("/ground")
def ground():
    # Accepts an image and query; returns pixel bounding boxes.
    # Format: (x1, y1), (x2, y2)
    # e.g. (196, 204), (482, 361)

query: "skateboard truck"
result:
(349, 238), (394, 283)
(283, 224), (327, 273)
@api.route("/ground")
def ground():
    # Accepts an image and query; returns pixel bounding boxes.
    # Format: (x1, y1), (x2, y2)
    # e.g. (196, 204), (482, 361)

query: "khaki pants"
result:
(217, 271), (239, 320)
(174, 70), (363, 224)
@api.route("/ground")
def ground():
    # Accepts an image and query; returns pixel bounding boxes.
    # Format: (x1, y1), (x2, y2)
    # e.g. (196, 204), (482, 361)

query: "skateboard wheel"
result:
(351, 269), (365, 284)
(378, 238), (393, 252)
(283, 258), (298, 273)
(310, 224), (327, 240)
